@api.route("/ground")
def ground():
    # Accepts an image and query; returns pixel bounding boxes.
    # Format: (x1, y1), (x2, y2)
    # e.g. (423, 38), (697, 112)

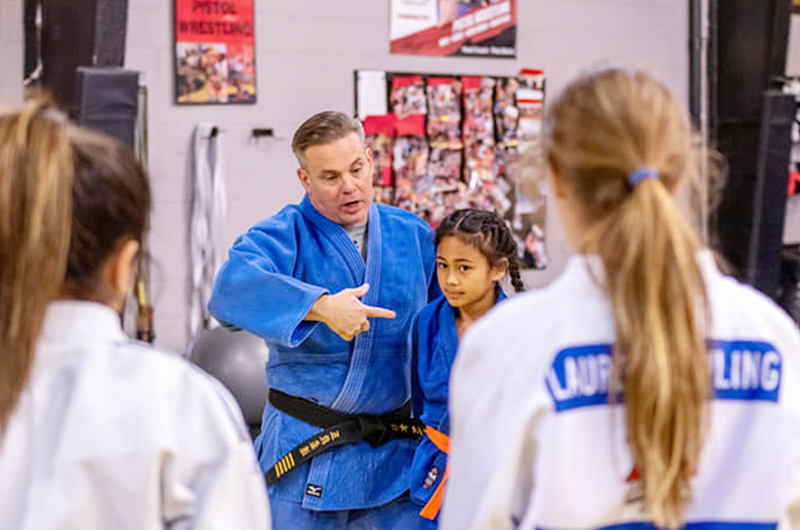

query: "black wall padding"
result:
(24, 0), (41, 81)
(689, 0), (703, 126)
(747, 92), (797, 296)
(39, 0), (128, 109)
(710, 0), (793, 294)
(72, 67), (139, 149)
(94, 0), (128, 66)
(715, 0), (791, 124)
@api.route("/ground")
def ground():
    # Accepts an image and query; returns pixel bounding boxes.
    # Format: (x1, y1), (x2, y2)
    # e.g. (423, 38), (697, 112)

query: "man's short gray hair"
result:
(292, 111), (365, 168)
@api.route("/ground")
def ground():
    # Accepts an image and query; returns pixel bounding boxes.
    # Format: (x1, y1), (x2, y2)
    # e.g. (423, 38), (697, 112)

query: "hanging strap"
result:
(189, 123), (226, 353)
(420, 425), (451, 520)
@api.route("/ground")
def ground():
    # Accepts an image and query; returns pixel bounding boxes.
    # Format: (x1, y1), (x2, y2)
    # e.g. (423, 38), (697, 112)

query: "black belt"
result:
(264, 389), (425, 486)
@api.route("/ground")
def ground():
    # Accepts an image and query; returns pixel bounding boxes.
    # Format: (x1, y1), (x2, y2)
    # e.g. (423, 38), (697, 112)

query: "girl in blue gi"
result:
(409, 208), (524, 528)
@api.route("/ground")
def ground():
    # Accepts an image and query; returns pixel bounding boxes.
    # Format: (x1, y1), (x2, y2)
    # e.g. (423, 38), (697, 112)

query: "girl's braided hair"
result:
(435, 208), (525, 292)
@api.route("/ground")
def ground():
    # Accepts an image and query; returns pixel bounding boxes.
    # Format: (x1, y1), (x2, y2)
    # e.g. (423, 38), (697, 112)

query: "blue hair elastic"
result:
(628, 166), (659, 187)
(43, 108), (67, 124)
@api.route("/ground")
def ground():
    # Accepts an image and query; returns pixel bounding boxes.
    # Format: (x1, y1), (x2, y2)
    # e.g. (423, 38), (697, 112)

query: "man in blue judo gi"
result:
(209, 111), (440, 529)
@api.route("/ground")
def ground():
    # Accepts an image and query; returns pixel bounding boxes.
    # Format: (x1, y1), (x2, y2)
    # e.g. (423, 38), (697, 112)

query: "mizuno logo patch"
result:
(305, 484), (323, 498)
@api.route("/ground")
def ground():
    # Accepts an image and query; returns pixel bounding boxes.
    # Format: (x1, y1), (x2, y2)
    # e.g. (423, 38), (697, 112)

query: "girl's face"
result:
(436, 236), (507, 312)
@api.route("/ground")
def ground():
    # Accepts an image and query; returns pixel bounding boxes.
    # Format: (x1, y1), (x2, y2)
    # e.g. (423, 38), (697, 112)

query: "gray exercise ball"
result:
(190, 327), (269, 438)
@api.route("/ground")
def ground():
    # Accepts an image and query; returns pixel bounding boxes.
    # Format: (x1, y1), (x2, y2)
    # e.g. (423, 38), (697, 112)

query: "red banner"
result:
(175, 0), (256, 104)
(390, 0), (516, 58)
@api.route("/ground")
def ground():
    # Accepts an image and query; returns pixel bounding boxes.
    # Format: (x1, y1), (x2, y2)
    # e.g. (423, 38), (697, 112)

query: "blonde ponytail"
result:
(545, 69), (712, 529)
(584, 177), (708, 528)
(0, 98), (74, 435)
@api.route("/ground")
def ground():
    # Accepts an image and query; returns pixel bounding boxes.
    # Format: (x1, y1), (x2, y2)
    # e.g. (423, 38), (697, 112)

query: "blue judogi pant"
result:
(270, 494), (420, 530)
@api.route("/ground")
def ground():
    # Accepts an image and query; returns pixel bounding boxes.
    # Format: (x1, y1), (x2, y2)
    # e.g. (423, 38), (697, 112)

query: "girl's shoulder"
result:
(414, 295), (452, 330)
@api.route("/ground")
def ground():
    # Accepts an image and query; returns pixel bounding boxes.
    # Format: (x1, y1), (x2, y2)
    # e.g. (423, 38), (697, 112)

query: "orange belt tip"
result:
(420, 425), (450, 520)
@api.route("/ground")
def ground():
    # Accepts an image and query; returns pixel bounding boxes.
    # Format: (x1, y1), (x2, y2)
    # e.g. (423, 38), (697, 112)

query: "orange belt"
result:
(420, 425), (450, 520)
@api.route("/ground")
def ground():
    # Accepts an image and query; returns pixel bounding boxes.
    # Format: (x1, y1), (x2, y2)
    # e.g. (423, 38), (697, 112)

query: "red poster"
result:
(175, 0), (256, 104)
(390, 0), (516, 58)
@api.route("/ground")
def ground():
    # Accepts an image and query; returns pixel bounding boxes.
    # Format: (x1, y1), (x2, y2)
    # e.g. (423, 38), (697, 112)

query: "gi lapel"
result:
(330, 203), (382, 413)
(437, 299), (460, 370)
(434, 299), (459, 435)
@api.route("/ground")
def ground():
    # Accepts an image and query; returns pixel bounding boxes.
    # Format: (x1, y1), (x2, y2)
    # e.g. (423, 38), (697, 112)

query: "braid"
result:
(436, 208), (525, 293)
(488, 214), (525, 293)
(507, 255), (525, 292)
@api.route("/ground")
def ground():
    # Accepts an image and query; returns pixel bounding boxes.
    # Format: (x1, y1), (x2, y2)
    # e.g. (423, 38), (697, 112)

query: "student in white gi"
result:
(0, 99), (271, 530)
(441, 69), (800, 530)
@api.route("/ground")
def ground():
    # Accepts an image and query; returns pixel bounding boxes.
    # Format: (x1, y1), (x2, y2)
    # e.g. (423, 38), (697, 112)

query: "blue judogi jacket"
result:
(409, 291), (506, 514)
(208, 195), (439, 511)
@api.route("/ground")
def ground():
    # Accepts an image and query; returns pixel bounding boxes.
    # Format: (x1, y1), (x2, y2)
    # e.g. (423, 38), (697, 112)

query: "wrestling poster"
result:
(390, 0), (516, 58)
(174, 0), (256, 104)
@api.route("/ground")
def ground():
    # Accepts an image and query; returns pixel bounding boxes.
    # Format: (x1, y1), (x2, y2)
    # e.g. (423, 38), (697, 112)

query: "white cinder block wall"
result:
(788, 13), (800, 74)
(128, 0), (690, 353)
(0, 0), (690, 353)
(0, 0), (23, 106)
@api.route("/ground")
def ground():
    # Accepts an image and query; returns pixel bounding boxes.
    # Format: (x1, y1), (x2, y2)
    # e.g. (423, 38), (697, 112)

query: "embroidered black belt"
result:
(264, 389), (425, 486)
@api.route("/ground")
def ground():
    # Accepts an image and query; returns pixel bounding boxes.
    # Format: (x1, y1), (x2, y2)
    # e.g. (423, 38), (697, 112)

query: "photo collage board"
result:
(357, 69), (549, 270)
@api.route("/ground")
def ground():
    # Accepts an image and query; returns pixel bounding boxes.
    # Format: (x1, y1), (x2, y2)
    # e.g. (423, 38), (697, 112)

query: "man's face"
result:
(297, 132), (373, 226)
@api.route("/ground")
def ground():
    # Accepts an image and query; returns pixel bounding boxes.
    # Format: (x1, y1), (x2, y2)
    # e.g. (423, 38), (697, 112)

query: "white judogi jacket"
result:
(0, 301), (271, 530)
(442, 252), (800, 530)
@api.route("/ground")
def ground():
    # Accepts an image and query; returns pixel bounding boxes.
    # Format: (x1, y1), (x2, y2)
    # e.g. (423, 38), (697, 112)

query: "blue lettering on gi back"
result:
(537, 521), (777, 530)
(545, 340), (782, 413)
(708, 340), (781, 402)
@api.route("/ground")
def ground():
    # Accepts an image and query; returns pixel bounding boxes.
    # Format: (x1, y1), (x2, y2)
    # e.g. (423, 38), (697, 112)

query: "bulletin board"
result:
(355, 69), (549, 270)
(174, 0), (257, 104)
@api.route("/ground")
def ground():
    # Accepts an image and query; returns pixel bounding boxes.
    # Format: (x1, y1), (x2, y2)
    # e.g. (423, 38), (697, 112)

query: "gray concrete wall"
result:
(0, 0), (23, 107)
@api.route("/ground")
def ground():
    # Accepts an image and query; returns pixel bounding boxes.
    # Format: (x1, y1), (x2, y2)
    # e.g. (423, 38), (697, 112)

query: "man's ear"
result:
(364, 147), (374, 173)
(297, 167), (311, 192)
